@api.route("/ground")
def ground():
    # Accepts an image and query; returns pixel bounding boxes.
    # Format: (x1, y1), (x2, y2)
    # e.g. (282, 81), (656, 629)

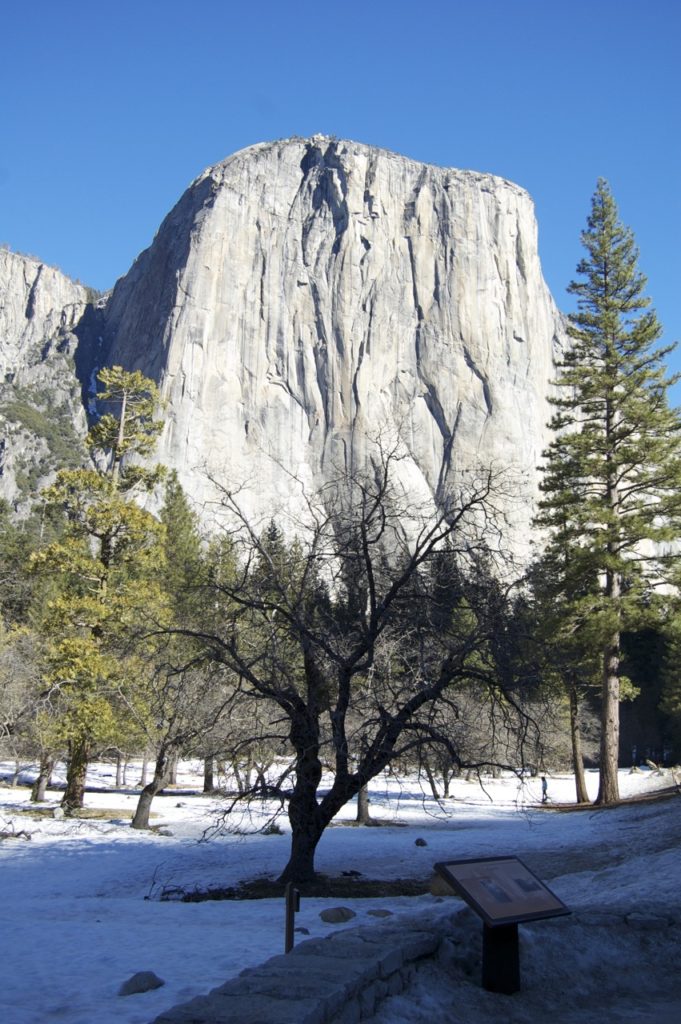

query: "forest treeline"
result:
(1, 182), (681, 883)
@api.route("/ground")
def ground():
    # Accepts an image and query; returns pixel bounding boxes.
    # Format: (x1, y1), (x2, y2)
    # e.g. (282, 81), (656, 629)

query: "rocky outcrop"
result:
(102, 137), (565, 555)
(0, 249), (91, 380)
(0, 250), (93, 507)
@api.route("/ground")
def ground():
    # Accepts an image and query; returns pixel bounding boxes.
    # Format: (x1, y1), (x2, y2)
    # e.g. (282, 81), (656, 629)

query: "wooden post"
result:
(482, 922), (520, 994)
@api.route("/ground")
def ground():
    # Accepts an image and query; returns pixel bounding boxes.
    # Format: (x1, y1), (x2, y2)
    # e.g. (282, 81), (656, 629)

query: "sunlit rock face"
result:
(2, 139), (566, 554)
(0, 250), (92, 505)
(102, 138), (565, 551)
(0, 250), (90, 376)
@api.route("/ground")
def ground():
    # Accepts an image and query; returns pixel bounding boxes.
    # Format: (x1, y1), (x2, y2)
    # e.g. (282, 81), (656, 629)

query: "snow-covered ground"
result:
(0, 761), (679, 1024)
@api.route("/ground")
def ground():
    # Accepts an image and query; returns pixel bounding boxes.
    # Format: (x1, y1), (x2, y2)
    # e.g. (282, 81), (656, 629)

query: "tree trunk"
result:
(31, 755), (54, 802)
(355, 783), (372, 824)
(596, 466), (622, 806)
(203, 757), (215, 793)
(280, 765), (365, 882)
(168, 755), (178, 785)
(278, 714), (325, 883)
(279, 812), (325, 884)
(569, 687), (590, 804)
(131, 750), (171, 829)
(139, 754), (149, 787)
(115, 752), (124, 788)
(62, 740), (90, 812)
(422, 760), (440, 800)
(232, 761), (245, 794)
(596, 631), (621, 805)
(254, 764), (268, 792)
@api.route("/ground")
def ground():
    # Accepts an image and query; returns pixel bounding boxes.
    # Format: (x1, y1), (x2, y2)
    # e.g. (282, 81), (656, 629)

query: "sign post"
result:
(434, 856), (570, 994)
(284, 882), (300, 953)
(482, 922), (519, 994)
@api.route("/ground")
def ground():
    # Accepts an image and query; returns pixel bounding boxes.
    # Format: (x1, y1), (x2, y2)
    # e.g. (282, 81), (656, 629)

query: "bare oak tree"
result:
(173, 452), (534, 882)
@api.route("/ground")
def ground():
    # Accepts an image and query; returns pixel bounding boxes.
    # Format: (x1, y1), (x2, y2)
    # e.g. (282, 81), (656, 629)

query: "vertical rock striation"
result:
(0, 139), (566, 554)
(102, 137), (564, 554)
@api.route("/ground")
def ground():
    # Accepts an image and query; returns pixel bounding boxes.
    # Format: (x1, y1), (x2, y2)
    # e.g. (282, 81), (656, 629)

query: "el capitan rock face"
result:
(1, 138), (565, 553)
(100, 137), (565, 550)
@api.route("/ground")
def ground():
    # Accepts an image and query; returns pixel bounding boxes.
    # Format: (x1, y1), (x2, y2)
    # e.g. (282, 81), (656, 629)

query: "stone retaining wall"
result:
(151, 909), (461, 1024)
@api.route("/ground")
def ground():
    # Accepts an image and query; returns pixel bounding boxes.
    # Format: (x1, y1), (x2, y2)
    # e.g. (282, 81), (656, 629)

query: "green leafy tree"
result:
(129, 475), (239, 830)
(536, 180), (681, 804)
(31, 367), (166, 811)
(0, 499), (79, 794)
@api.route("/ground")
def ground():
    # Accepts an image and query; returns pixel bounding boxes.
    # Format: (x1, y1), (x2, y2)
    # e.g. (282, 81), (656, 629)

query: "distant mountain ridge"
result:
(0, 137), (566, 554)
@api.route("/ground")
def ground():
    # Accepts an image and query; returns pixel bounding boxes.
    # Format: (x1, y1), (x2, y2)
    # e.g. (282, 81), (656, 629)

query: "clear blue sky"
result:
(2, 0), (679, 381)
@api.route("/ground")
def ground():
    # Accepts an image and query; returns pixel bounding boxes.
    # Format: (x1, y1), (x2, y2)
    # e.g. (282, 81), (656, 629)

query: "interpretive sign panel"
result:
(434, 856), (570, 928)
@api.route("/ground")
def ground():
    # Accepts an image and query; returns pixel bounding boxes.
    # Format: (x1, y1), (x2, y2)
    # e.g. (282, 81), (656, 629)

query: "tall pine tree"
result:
(536, 180), (681, 804)
(32, 368), (166, 811)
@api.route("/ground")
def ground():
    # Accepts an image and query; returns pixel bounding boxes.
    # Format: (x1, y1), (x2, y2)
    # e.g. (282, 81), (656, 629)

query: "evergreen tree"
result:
(660, 617), (681, 756)
(129, 477), (243, 829)
(524, 549), (602, 802)
(31, 368), (166, 811)
(0, 500), (57, 627)
(87, 366), (164, 487)
(536, 180), (681, 804)
(159, 471), (204, 621)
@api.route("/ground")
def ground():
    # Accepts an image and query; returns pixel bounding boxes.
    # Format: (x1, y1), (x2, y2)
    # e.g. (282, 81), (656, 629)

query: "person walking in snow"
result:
(541, 776), (548, 803)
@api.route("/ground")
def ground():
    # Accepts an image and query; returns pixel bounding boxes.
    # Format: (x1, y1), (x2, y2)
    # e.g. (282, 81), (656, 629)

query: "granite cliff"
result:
(1, 137), (566, 552)
(0, 249), (94, 505)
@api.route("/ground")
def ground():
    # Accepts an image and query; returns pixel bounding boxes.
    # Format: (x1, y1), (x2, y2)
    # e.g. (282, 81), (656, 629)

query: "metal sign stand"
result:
(482, 922), (520, 994)
(284, 882), (301, 953)
(434, 857), (570, 995)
